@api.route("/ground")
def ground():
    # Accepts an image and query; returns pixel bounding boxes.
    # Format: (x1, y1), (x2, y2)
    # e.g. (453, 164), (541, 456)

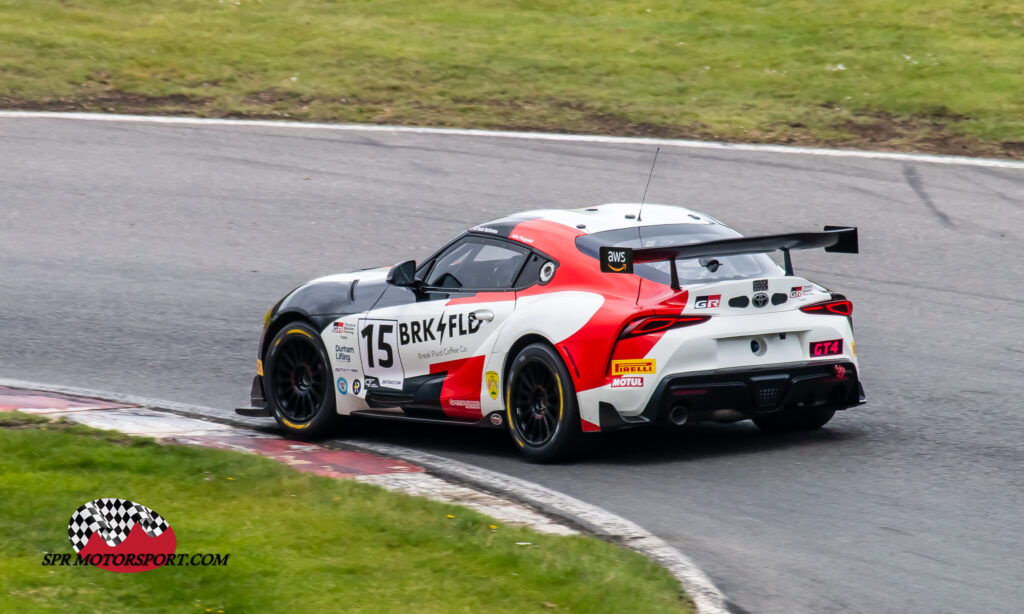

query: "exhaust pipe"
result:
(667, 404), (689, 426)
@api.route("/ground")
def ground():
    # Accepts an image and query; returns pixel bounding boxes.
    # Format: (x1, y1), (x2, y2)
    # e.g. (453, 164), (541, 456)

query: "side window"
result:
(426, 238), (529, 290)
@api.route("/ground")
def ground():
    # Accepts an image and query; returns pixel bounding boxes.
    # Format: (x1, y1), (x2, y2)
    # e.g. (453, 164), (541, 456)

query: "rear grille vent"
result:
(753, 384), (784, 409)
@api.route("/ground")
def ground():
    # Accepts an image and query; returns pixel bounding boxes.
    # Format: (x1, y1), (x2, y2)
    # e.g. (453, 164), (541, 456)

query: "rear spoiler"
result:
(598, 226), (858, 290)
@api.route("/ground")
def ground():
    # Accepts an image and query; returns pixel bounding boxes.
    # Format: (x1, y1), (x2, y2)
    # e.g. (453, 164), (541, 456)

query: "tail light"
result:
(620, 315), (710, 338)
(800, 299), (852, 317)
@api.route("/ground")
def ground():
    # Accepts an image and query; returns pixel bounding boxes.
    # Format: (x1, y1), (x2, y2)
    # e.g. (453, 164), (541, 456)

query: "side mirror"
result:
(386, 259), (418, 287)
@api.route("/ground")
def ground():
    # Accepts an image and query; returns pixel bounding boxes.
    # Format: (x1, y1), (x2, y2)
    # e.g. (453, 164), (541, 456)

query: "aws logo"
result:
(599, 246), (634, 274)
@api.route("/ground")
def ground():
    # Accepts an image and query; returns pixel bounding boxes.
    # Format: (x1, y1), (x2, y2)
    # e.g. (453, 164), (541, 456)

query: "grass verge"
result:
(0, 412), (692, 613)
(0, 1), (1022, 158)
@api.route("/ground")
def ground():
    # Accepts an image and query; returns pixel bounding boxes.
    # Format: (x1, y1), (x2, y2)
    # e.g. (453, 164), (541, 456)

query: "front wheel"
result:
(753, 407), (836, 432)
(264, 322), (339, 438)
(505, 343), (582, 463)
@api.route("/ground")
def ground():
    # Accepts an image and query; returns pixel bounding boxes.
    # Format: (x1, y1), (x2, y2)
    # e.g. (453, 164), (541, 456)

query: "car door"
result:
(358, 235), (530, 419)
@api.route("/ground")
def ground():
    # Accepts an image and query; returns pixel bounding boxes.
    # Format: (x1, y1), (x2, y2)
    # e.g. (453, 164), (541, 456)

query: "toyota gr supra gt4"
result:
(237, 203), (865, 461)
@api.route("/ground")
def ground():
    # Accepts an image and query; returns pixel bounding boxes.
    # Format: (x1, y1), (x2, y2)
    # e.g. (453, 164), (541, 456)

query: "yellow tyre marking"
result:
(287, 328), (314, 339)
(256, 359), (264, 376)
(553, 372), (564, 420)
(506, 381), (524, 447)
(281, 417), (310, 430)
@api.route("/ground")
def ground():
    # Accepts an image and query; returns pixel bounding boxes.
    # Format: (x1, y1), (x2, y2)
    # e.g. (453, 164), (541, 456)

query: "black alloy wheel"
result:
(506, 343), (582, 462)
(265, 322), (338, 437)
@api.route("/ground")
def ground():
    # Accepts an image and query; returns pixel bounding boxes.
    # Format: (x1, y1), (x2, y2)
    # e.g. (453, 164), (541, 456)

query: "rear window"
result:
(576, 223), (783, 285)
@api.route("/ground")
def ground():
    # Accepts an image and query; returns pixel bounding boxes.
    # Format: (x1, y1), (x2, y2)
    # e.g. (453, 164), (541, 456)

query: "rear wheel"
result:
(753, 407), (836, 432)
(265, 322), (339, 438)
(505, 343), (582, 463)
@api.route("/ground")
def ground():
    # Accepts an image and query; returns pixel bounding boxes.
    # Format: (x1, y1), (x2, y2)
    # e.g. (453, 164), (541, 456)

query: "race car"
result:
(237, 203), (865, 462)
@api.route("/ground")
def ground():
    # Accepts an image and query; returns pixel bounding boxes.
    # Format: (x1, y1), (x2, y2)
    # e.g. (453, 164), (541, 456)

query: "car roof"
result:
(476, 203), (719, 236)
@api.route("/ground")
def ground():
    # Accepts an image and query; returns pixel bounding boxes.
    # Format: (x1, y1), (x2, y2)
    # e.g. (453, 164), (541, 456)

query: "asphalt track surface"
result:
(2, 117), (1022, 613)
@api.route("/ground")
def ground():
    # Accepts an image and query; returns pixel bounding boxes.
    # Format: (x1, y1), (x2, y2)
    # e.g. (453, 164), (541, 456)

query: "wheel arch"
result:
(501, 334), (581, 406)
(261, 310), (316, 361)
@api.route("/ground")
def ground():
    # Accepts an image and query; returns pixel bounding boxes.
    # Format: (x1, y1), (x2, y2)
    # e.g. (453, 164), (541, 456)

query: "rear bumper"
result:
(600, 360), (865, 429)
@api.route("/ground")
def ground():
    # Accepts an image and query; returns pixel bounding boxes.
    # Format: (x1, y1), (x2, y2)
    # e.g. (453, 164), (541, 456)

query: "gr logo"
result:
(599, 246), (634, 274)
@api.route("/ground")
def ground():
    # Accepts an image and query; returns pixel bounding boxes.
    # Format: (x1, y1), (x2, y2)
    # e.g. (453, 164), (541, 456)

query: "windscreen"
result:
(576, 223), (783, 285)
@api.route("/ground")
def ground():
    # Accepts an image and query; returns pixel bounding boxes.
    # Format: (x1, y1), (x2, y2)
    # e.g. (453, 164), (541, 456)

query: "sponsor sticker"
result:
(611, 376), (644, 388)
(509, 233), (534, 244)
(336, 377), (348, 395)
(694, 294), (721, 309)
(809, 338), (843, 357)
(752, 292), (769, 308)
(470, 225), (499, 235)
(352, 379), (361, 395)
(399, 312), (481, 346)
(790, 285), (812, 298)
(332, 321), (355, 336)
(446, 399), (482, 410)
(335, 344), (355, 362)
(485, 371), (500, 400)
(599, 246), (634, 274)
(489, 413), (504, 426)
(611, 359), (656, 375)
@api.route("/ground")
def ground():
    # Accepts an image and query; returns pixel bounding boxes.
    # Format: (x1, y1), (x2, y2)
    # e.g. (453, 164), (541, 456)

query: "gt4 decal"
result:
(694, 294), (721, 309)
(611, 376), (644, 388)
(611, 359), (656, 375)
(810, 338), (843, 357)
(357, 319), (405, 389)
(600, 246), (633, 274)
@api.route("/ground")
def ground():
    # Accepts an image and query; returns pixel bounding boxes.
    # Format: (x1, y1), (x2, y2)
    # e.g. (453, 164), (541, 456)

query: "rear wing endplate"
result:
(598, 226), (858, 290)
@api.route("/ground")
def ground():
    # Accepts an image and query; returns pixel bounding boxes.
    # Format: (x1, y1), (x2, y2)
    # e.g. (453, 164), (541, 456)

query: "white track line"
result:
(2, 110), (1023, 170)
(0, 377), (728, 614)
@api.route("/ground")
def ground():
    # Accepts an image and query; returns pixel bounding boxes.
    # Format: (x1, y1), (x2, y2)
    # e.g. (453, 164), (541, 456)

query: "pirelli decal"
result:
(611, 359), (656, 375)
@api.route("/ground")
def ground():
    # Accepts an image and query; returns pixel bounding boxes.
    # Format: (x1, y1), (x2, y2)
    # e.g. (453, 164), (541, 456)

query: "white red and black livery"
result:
(238, 204), (865, 461)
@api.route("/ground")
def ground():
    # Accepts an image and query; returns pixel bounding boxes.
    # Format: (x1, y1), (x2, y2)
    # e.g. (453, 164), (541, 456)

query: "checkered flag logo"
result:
(67, 498), (170, 554)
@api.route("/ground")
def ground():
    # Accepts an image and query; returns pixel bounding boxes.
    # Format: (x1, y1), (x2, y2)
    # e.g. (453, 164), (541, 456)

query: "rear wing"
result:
(598, 226), (858, 290)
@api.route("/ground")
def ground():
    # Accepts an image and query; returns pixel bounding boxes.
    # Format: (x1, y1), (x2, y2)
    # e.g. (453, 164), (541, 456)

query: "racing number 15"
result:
(357, 318), (405, 388)
(360, 322), (394, 368)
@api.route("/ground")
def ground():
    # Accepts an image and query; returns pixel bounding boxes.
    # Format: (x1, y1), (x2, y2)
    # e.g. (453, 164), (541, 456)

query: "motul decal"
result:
(611, 359), (656, 375)
(694, 294), (721, 309)
(611, 376), (644, 388)
(398, 312), (482, 345)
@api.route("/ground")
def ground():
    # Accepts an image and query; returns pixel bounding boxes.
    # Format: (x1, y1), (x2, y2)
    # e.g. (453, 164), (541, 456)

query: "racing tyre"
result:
(265, 322), (339, 438)
(753, 407), (836, 432)
(506, 343), (582, 463)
